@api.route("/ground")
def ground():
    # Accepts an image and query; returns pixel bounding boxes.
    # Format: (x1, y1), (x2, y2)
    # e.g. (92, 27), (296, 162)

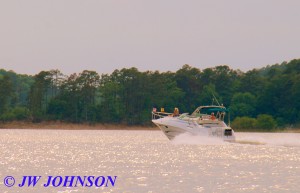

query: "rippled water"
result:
(0, 129), (300, 193)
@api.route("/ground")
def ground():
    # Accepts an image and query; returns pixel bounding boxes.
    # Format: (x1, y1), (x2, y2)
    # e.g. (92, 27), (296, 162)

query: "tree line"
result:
(0, 59), (300, 130)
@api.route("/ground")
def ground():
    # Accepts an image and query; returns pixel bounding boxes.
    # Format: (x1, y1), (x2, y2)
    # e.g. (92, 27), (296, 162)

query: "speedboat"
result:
(152, 105), (235, 142)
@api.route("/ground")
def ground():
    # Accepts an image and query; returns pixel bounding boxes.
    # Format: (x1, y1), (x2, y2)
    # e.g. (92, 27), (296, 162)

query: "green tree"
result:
(0, 75), (13, 118)
(98, 71), (124, 123)
(175, 64), (201, 112)
(231, 116), (257, 130)
(48, 69), (65, 98)
(54, 73), (81, 122)
(212, 65), (239, 106)
(28, 71), (52, 122)
(256, 114), (277, 131)
(230, 92), (257, 118)
(77, 70), (100, 122)
(291, 75), (300, 123)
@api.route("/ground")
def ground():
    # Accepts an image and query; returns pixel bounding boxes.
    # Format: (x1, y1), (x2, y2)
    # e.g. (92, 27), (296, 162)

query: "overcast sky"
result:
(0, 0), (299, 75)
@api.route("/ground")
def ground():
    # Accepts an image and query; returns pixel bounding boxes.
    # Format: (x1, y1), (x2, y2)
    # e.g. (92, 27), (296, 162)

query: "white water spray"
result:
(171, 133), (225, 145)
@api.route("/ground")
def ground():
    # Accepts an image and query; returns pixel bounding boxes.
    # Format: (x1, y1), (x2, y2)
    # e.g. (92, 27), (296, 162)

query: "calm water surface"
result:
(0, 129), (300, 193)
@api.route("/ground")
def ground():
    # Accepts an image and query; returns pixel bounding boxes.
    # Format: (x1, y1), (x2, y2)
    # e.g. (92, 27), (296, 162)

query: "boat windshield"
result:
(191, 106), (228, 119)
(178, 113), (189, 119)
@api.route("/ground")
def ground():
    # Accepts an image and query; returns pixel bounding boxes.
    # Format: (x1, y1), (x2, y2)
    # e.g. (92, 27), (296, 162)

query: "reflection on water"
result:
(0, 130), (300, 193)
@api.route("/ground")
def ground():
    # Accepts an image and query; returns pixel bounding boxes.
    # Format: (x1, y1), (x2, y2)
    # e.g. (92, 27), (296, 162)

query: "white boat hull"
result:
(152, 116), (235, 141)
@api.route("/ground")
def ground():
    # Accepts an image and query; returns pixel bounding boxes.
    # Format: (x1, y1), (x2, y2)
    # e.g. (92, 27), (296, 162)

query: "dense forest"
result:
(0, 59), (300, 130)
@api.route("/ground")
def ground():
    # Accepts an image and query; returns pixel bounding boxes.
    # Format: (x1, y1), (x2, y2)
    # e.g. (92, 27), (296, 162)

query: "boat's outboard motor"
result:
(224, 128), (233, 136)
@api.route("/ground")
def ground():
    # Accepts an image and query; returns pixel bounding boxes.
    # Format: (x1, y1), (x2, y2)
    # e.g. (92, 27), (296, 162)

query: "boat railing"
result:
(151, 111), (173, 120)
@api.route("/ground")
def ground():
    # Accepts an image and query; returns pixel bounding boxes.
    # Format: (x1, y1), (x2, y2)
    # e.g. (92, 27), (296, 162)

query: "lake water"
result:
(0, 129), (300, 193)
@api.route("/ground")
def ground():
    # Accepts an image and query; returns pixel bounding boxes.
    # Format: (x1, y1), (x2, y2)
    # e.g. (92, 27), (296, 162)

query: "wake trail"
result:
(234, 133), (300, 147)
(171, 132), (300, 147)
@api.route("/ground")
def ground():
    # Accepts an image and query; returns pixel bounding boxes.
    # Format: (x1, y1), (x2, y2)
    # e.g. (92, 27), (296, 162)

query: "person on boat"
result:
(211, 112), (216, 120)
(173, 107), (179, 116)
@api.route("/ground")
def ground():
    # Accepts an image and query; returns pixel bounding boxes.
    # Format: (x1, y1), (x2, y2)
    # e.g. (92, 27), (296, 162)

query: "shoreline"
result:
(1, 121), (299, 133)
(0, 121), (159, 130)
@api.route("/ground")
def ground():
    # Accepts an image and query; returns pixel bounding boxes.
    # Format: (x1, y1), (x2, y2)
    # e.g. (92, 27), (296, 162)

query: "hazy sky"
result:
(0, 0), (299, 75)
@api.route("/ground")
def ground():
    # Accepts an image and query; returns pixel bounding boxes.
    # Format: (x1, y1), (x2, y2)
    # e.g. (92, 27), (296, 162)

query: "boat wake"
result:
(234, 134), (300, 147)
(171, 132), (300, 147)
(171, 133), (225, 145)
